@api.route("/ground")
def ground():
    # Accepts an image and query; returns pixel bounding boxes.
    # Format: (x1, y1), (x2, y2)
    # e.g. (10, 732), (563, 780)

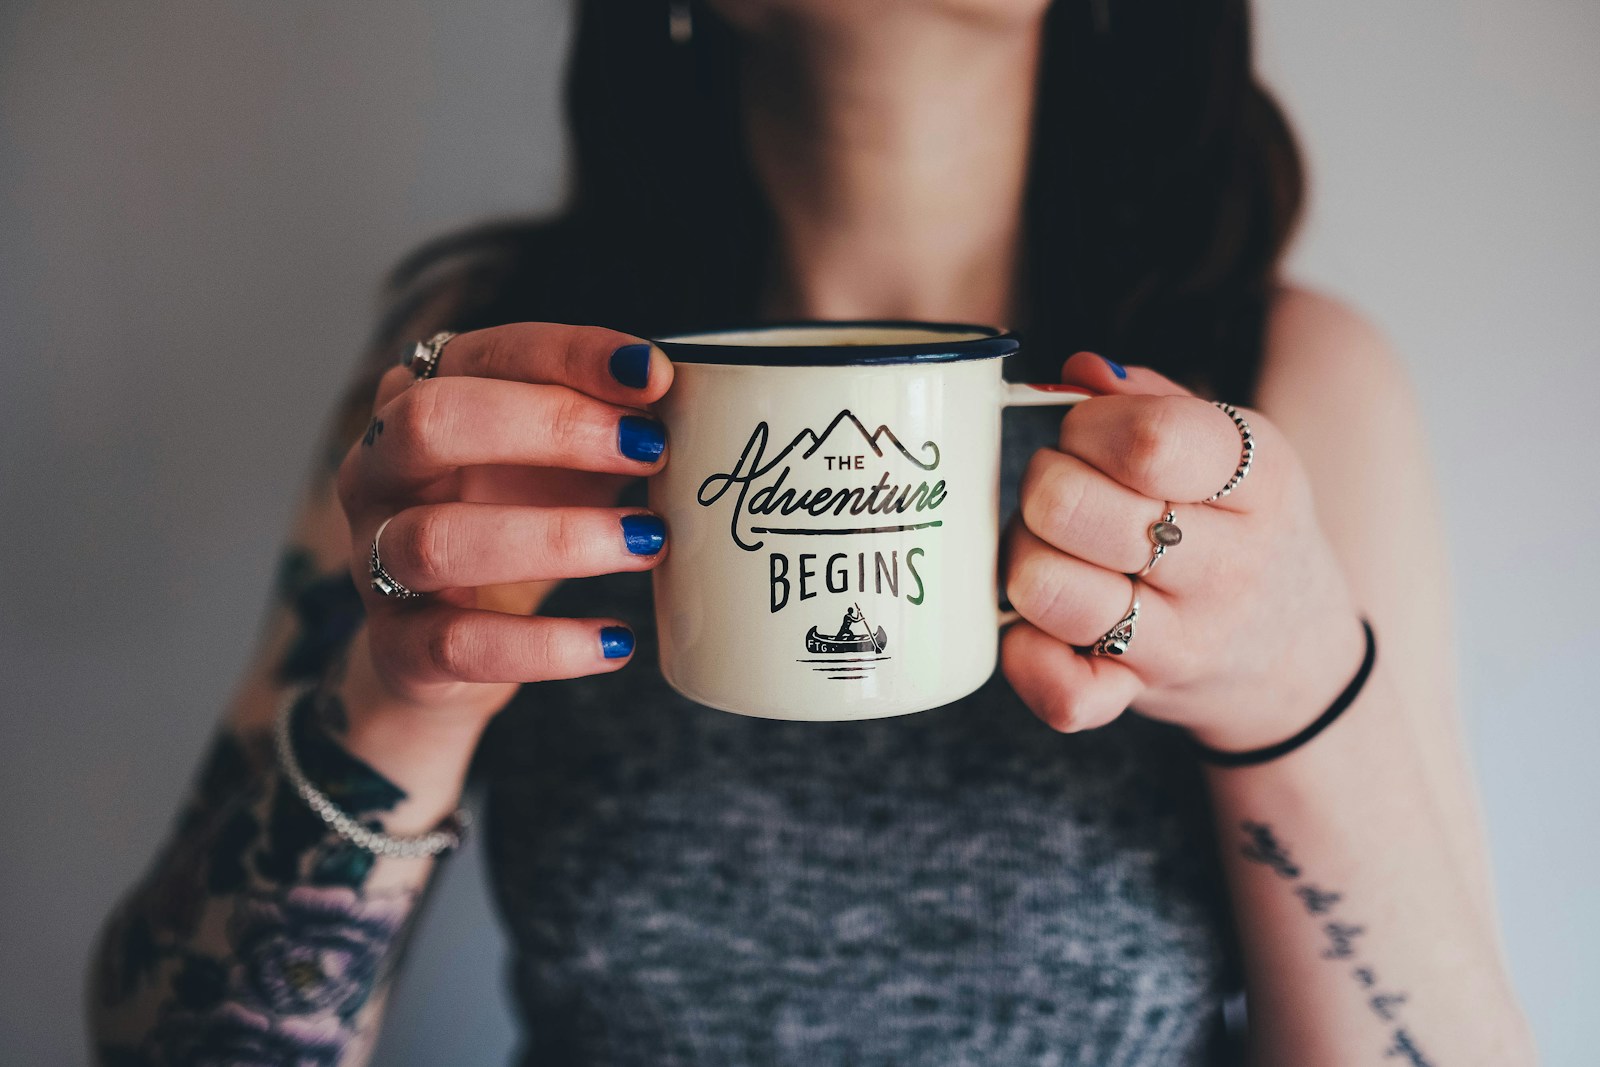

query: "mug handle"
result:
(995, 382), (1098, 626)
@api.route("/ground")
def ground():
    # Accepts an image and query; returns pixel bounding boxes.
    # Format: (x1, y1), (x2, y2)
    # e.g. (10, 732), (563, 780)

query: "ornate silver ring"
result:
(1137, 504), (1182, 577)
(369, 516), (421, 600)
(403, 330), (456, 382)
(1092, 578), (1141, 657)
(1205, 401), (1255, 502)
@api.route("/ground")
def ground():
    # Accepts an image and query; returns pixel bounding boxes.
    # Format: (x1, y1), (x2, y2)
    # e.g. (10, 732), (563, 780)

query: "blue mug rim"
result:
(650, 319), (1021, 366)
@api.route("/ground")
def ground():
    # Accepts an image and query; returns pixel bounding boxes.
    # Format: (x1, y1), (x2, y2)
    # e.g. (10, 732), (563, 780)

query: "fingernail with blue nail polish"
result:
(620, 514), (665, 555)
(618, 415), (666, 463)
(600, 625), (635, 659)
(1100, 355), (1127, 379)
(609, 343), (652, 389)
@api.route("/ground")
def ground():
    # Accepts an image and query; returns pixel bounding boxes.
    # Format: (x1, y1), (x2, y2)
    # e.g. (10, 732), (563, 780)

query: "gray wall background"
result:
(1, 2), (1594, 1064)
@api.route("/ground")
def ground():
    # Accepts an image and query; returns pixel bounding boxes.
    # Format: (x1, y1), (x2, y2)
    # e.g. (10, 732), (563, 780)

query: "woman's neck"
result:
(739, 8), (1044, 326)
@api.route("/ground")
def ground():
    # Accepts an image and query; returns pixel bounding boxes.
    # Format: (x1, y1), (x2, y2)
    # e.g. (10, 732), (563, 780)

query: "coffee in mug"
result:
(649, 322), (1088, 721)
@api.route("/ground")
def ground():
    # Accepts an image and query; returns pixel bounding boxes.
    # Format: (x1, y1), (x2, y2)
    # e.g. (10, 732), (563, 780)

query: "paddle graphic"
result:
(854, 601), (886, 654)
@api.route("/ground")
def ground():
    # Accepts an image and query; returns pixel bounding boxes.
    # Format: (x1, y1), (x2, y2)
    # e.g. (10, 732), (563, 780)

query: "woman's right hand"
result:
(333, 323), (673, 742)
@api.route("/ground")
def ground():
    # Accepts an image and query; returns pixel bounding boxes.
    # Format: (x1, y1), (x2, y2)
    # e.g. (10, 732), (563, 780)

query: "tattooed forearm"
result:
(92, 692), (422, 1067)
(1237, 820), (1436, 1066)
(1238, 820), (1300, 878)
(1386, 1028), (1434, 1065)
(274, 547), (364, 688)
(1293, 884), (1342, 915)
(1320, 921), (1366, 961)
(90, 549), (431, 1066)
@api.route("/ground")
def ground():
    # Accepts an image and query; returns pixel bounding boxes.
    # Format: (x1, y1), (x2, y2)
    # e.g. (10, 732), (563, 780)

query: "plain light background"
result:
(2, 1), (1595, 1063)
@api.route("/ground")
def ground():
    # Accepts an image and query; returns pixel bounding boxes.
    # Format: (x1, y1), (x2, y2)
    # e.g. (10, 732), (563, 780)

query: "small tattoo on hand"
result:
(362, 418), (383, 446)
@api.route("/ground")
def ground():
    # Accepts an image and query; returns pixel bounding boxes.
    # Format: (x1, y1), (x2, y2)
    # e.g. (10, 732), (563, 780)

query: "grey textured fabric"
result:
(479, 405), (1238, 1066)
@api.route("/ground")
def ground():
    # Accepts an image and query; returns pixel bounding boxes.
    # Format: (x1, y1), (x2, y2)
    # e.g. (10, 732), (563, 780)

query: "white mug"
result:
(649, 322), (1090, 721)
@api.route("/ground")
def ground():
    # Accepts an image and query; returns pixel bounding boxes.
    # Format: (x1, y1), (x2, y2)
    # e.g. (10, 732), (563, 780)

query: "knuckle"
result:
(426, 614), (478, 680)
(1041, 690), (1089, 733)
(524, 620), (563, 680)
(1120, 403), (1183, 488)
(548, 388), (592, 447)
(389, 381), (453, 463)
(1021, 451), (1086, 543)
(1005, 550), (1062, 626)
(999, 634), (1079, 733)
(559, 327), (592, 385)
(475, 326), (517, 380)
(544, 509), (585, 566)
(402, 508), (455, 587)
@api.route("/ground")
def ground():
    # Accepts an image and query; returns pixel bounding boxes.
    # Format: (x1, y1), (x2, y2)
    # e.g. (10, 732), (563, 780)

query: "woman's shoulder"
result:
(1254, 283), (1417, 435)
(1254, 282), (1436, 551)
(1259, 283), (1399, 395)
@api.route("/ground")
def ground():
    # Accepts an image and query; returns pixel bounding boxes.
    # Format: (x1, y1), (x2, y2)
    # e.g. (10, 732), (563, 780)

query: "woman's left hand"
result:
(1003, 352), (1370, 751)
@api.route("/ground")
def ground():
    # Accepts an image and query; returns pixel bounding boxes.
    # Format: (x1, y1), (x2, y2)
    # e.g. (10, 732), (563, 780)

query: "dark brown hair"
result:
(377, 0), (1304, 401)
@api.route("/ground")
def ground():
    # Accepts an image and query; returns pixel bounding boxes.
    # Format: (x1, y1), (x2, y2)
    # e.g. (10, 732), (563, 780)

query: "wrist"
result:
(280, 691), (469, 857)
(1184, 612), (1372, 756)
(328, 633), (495, 831)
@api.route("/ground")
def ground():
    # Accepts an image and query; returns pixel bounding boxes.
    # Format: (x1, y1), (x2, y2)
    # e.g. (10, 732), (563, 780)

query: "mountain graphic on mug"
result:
(697, 409), (948, 552)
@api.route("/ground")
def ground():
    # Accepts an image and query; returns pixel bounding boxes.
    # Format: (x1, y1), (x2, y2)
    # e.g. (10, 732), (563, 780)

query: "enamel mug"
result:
(648, 322), (1089, 721)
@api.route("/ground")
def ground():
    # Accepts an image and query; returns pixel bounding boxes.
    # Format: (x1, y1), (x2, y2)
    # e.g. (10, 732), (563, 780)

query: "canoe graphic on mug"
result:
(805, 602), (888, 655)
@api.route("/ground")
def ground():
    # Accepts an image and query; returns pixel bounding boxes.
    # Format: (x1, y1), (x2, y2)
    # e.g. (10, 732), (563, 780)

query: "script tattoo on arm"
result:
(1237, 821), (1436, 1066)
(89, 551), (435, 1066)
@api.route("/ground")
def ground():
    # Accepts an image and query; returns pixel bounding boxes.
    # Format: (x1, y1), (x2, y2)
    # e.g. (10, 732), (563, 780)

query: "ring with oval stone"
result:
(1136, 504), (1183, 577)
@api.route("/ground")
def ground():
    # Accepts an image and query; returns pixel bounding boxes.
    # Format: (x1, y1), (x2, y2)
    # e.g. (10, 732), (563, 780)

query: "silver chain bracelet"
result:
(273, 689), (469, 860)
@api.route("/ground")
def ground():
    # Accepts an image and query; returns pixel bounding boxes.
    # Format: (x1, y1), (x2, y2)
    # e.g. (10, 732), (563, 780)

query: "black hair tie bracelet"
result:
(1188, 619), (1377, 768)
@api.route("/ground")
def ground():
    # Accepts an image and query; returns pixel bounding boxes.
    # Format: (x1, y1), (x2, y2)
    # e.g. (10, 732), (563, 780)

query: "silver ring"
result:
(1092, 578), (1140, 657)
(404, 330), (456, 382)
(369, 517), (421, 600)
(1205, 401), (1255, 502)
(1137, 504), (1182, 577)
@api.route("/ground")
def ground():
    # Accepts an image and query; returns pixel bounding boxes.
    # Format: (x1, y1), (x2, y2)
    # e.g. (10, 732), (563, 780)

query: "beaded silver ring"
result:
(1206, 401), (1255, 502)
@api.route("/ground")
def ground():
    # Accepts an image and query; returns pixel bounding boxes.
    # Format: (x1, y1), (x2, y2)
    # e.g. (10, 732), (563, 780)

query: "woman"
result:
(90, 0), (1534, 1064)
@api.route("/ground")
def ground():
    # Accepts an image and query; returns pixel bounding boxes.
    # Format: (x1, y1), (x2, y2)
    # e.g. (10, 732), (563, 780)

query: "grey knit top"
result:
(477, 404), (1238, 1066)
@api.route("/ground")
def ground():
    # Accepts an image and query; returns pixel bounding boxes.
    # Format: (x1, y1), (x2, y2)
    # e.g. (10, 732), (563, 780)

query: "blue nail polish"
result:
(600, 625), (635, 659)
(609, 343), (652, 389)
(1100, 354), (1127, 379)
(620, 514), (666, 555)
(618, 415), (666, 463)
